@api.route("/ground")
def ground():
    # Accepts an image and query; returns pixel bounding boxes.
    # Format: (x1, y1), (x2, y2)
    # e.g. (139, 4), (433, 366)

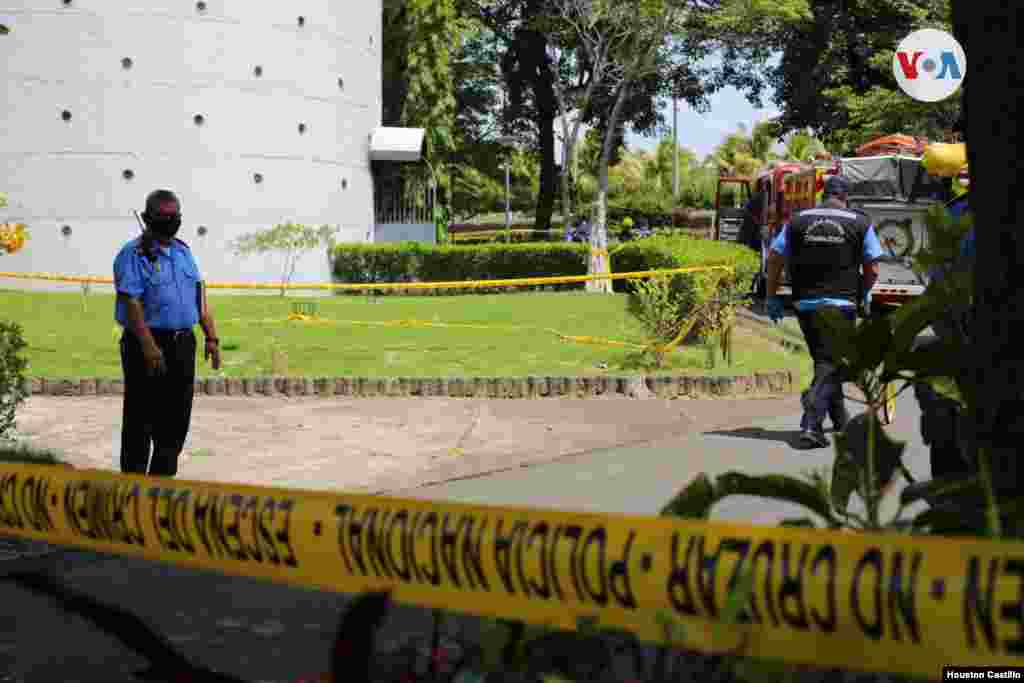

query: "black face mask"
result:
(146, 214), (181, 239)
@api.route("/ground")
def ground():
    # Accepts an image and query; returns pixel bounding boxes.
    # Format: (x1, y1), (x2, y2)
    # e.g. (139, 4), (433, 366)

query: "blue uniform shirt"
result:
(927, 196), (974, 285)
(769, 221), (883, 311)
(114, 237), (202, 330)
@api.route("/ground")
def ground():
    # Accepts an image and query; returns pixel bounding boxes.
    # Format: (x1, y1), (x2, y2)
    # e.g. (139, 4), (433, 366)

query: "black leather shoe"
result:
(799, 430), (830, 449)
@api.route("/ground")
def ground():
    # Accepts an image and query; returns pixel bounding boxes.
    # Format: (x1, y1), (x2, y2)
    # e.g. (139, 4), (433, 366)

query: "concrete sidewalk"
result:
(10, 394), (803, 494)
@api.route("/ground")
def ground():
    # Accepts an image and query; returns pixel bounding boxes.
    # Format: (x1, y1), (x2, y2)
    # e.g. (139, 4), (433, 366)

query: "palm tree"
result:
(711, 122), (778, 177)
(749, 120), (781, 165)
(782, 129), (828, 163)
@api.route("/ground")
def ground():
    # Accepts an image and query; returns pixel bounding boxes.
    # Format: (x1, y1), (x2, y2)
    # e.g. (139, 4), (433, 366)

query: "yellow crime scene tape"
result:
(1, 462), (1022, 678)
(0, 265), (733, 292)
(214, 316), (651, 351)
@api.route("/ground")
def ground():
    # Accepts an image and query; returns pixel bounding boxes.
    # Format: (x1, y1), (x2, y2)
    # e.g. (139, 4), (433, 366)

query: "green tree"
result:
(551, 0), (699, 293)
(758, 0), (957, 146)
(781, 128), (827, 162)
(451, 165), (504, 220)
(384, 0), (461, 214)
(230, 223), (338, 297)
(748, 119), (780, 162)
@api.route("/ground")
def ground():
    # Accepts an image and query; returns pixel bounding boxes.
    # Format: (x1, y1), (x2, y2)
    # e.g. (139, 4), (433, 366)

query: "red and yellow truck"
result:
(714, 135), (954, 309)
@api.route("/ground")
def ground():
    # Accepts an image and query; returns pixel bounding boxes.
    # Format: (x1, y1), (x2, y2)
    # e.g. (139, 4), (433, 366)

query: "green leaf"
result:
(660, 473), (716, 519)
(720, 566), (755, 625)
(885, 337), (962, 381)
(913, 496), (1024, 537)
(779, 517), (817, 528)
(654, 609), (687, 643)
(849, 314), (895, 378)
(830, 435), (862, 514)
(887, 289), (950, 355)
(900, 475), (983, 507)
(928, 375), (965, 405)
(479, 618), (518, 672)
(836, 413), (906, 492)
(713, 472), (836, 525)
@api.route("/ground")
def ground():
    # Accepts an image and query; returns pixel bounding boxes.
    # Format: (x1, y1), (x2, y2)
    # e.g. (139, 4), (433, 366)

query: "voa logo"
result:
(893, 29), (966, 102)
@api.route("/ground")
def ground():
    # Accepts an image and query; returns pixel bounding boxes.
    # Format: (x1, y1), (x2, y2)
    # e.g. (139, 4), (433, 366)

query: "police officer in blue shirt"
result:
(764, 175), (884, 448)
(114, 189), (221, 477)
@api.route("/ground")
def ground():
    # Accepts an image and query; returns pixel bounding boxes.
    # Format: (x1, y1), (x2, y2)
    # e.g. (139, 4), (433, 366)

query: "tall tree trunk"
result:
(959, 2), (1022, 499)
(518, 23), (558, 233)
(535, 109), (557, 232)
(559, 117), (574, 223)
(587, 82), (630, 294)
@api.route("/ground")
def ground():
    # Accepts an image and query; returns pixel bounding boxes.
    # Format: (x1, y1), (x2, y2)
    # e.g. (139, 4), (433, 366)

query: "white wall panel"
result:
(0, 1), (382, 291)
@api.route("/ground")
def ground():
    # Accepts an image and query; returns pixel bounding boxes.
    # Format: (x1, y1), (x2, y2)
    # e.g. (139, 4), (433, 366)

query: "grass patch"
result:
(2, 288), (809, 379)
(0, 443), (66, 465)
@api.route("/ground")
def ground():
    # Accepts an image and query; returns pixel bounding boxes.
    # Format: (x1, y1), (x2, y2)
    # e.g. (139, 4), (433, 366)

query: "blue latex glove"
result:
(766, 296), (785, 323)
(862, 290), (872, 317)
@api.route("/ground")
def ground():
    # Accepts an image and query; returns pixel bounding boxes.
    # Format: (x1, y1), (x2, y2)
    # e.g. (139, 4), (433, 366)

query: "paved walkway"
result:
(9, 394), (807, 494)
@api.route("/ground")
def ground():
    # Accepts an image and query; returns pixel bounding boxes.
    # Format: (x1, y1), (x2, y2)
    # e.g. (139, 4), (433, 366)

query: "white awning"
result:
(369, 127), (425, 162)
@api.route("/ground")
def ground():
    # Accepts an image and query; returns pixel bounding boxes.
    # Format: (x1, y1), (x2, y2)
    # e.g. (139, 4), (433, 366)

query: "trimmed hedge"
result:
(331, 236), (758, 295)
(609, 235), (759, 293)
(331, 242), (590, 294)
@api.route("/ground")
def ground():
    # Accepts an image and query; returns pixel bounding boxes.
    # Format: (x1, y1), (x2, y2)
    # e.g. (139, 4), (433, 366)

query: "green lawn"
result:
(2, 289), (810, 379)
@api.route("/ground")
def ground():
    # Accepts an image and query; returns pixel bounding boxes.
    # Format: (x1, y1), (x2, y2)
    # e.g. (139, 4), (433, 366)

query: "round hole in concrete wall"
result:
(297, 16), (305, 27)
(122, 169), (134, 180)
(196, 1), (207, 12)
(193, 114), (205, 126)
(253, 65), (263, 77)
(62, 0), (72, 6)
(121, 57), (133, 70)
(61, 225), (72, 237)
(369, 35), (374, 46)
(253, 173), (263, 184)
(341, 178), (348, 190)
(337, 77), (344, 90)
(61, 110), (72, 121)
(197, 225), (208, 237)
(298, 122), (307, 134)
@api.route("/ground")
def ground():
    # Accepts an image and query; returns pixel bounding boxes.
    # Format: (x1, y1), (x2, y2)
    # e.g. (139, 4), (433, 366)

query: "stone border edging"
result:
(24, 371), (797, 400)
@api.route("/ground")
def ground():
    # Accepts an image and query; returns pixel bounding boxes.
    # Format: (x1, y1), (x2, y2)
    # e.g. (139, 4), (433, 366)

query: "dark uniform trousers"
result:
(119, 328), (196, 476)
(796, 306), (854, 432)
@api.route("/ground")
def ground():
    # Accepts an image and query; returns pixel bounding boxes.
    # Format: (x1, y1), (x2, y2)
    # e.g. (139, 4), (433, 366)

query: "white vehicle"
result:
(837, 153), (949, 307)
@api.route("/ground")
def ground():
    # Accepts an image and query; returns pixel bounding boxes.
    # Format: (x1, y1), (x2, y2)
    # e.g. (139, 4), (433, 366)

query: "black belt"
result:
(149, 328), (193, 339)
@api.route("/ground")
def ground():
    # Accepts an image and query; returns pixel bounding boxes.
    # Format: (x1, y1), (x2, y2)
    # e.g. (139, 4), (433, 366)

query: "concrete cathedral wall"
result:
(0, 1), (382, 292)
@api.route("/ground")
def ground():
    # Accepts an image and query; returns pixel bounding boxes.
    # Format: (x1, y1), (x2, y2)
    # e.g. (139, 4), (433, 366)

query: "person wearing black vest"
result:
(764, 175), (883, 448)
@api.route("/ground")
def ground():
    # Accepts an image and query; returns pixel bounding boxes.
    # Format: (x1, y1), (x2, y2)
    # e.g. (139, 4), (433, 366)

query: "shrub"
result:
(0, 321), (29, 440)
(332, 242), (590, 294)
(625, 276), (687, 368)
(0, 443), (66, 466)
(611, 235), (758, 293)
(330, 235), (757, 301)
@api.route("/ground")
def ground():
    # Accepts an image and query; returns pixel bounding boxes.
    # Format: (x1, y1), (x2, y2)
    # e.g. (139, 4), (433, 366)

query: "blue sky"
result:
(628, 89), (781, 160)
(626, 53), (782, 160)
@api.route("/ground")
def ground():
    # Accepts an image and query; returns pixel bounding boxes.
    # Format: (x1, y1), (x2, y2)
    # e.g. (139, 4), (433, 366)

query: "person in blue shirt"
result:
(764, 175), (883, 448)
(913, 192), (974, 480)
(114, 189), (221, 477)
